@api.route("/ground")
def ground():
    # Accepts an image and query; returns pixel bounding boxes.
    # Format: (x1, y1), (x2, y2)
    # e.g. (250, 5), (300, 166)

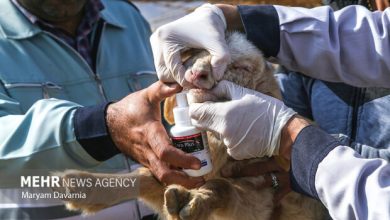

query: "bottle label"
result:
(171, 133), (205, 154)
(172, 132), (212, 173)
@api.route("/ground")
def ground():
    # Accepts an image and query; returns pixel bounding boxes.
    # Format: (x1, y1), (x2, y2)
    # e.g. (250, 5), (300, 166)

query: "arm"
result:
(152, 4), (390, 88)
(333, 134), (390, 161)
(189, 80), (390, 219)
(0, 96), (101, 180)
(0, 82), (119, 175)
(280, 117), (390, 220)
(0, 82), (123, 175)
(0, 82), (204, 188)
(236, 5), (390, 88)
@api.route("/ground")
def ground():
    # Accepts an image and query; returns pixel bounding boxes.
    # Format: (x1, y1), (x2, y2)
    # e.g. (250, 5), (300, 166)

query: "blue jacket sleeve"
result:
(0, 92), (112, 178)
(73, 103), (120, 161)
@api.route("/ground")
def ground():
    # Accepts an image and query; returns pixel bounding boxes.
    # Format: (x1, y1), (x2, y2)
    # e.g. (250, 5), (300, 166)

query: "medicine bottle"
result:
(170, 92), (213, 177)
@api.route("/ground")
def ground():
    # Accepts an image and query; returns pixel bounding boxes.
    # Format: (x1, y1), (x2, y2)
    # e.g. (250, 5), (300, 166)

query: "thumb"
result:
(162, 46), (191, 88)
(189, 102), (221, 133)
(209, 44), (230, 81)
(147, 81), (182, 103)
(207, 80), (246, 100)
(168, 52), (190, 87)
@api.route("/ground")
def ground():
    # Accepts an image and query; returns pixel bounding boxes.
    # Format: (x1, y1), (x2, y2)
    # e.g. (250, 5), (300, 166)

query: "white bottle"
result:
(170, 92), (213, 177)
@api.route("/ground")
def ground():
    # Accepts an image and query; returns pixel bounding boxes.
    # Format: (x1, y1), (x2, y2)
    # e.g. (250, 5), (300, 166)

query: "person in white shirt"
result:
(150, 2), (390, 219)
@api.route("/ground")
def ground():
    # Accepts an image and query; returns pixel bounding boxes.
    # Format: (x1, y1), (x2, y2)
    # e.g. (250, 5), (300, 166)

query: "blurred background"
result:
(133, 0), (322, 30)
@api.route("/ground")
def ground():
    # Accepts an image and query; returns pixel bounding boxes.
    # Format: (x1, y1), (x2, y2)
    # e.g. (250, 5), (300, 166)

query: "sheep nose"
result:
(192, 70), (209, 80)
(190, 69), (215, 89)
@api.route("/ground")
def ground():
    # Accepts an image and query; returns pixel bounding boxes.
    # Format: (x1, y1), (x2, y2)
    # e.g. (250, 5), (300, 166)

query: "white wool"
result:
(226, 32), (264, 62)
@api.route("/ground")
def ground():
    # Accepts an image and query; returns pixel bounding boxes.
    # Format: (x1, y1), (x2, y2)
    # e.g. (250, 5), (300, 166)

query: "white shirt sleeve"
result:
(275, 5), (390, 88)
(315, 146), (390, 219)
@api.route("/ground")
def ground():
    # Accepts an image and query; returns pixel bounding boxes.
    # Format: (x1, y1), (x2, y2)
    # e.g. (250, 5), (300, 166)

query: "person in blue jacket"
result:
(150, 2), (390, 220)
(0, 0), (202, 219)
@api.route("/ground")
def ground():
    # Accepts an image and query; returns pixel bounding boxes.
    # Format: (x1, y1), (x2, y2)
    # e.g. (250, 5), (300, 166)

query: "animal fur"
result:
(54, 32), (326, 220)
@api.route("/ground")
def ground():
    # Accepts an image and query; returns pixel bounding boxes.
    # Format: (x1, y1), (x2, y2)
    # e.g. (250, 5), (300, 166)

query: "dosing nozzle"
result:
(173, 91), (191, 126)
(176, 91), (188, 107)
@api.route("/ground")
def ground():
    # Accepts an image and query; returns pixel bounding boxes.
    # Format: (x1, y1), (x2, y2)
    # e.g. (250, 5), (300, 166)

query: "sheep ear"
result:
(163, 95), (176, 125)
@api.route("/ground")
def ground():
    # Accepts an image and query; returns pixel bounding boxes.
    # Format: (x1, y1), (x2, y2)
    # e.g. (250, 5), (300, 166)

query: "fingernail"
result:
(162, 82), (180, 92)
(169, 83), (182, 90)
(191, 161), (202, 170)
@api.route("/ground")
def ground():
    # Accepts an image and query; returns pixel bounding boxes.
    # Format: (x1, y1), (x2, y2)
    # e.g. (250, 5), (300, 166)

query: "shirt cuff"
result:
(237, 5), (280, 57)
(74, 102), (120, 161)
(290, 125), (341, 199)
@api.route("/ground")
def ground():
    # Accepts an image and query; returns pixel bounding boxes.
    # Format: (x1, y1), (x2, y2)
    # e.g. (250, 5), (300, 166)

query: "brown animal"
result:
(54, 32), (326, 220)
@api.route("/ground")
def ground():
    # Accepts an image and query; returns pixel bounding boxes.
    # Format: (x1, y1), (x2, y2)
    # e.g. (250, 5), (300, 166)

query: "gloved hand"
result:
(150, 3), (230, 87)
(189, 80), (296, 160)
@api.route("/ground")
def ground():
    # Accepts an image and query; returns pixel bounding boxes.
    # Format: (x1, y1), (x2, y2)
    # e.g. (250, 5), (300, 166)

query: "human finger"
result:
(209, 43), (230, 81)
(157, 64), (176, 84)
(261, 171), (291, 204)
(162, 169), (205, 189)
(146, 121), (201, 170)
(148, 152), (205, 189)
(146, 81), (182, 104)
(268, 172), (291, 204)
(150, 34), (175, 83)
(162, 44), (189, 87)
(189, 102), (224, 133)
(207, 80), (249, 100)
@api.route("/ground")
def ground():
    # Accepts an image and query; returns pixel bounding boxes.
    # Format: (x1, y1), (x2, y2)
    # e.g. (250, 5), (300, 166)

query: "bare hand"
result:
(221, 157), (291, 203)
(106, 81), (204, 188)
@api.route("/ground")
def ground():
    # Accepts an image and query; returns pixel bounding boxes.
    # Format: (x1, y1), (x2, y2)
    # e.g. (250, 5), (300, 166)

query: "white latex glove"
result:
(150, 3), (231, 87)
(189, 80), (296, 160)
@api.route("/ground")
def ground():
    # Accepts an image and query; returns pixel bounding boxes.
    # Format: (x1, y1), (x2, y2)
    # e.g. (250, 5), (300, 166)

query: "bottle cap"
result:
(173, 91), (191, 126)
